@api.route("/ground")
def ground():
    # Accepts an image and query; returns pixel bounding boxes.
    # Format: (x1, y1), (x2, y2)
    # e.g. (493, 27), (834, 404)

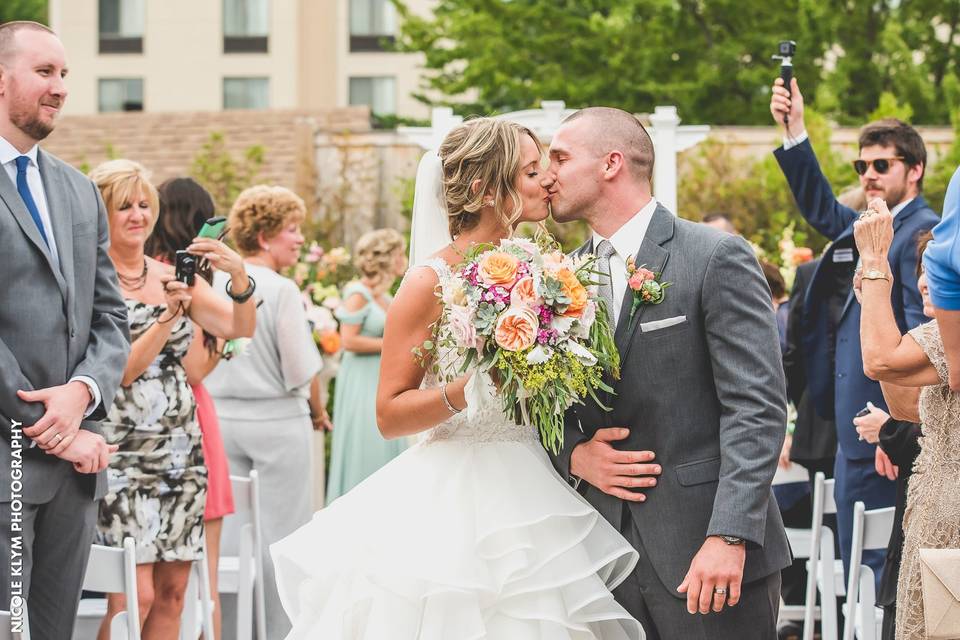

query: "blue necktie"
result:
(15, 155), (49, 247)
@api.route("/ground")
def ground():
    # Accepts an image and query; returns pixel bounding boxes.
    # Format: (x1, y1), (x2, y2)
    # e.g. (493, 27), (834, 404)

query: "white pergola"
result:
(398, 101), (710, 215)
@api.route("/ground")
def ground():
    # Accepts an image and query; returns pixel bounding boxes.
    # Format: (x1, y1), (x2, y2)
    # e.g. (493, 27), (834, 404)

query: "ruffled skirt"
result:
(271, 437), (644, 639)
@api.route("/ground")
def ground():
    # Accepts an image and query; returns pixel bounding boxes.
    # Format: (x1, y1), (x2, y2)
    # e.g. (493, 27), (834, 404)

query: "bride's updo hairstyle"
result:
(439, 117), (540, 238)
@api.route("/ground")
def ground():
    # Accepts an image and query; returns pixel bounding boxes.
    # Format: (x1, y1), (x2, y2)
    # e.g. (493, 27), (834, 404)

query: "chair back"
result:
(841, 502), (895, 640)
(803, 473), (840, 640)
(82, 537), (140, 640)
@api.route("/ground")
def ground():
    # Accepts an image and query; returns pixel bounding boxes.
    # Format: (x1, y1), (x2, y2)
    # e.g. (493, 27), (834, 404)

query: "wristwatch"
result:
(718, 535), (745, 546)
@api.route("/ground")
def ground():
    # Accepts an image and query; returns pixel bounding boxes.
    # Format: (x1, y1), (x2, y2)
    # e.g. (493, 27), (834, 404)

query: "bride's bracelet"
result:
(440, 384), (462, 415)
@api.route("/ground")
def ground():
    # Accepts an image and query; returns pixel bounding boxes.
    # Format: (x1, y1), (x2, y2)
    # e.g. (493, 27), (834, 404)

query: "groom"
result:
(545, 107), (791, 639)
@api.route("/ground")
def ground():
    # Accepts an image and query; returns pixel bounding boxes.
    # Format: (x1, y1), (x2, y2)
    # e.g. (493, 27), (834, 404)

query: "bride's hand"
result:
(444, 374), (472, 412)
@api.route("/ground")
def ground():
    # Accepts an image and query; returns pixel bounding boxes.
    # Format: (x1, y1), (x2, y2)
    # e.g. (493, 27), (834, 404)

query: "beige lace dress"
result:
(896, 320), (960, 639)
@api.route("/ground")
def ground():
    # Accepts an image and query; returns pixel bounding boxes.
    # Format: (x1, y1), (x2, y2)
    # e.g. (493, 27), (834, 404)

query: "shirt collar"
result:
(593, 197), (659, 258)
(891, 197), (914, 218)
(0, 135), (39, 168)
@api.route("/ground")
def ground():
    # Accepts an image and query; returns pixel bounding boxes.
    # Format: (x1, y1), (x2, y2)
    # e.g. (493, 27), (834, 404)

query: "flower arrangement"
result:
(290, 242), (357, 355)
(420, 235), (620, 454)
(777, 223), (815, 291)
(625, 257), (671, 318)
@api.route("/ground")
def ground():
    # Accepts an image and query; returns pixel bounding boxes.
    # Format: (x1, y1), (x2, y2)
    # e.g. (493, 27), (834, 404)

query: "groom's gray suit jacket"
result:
(0, 148), (129, 503)
(553, 204), (792, 594)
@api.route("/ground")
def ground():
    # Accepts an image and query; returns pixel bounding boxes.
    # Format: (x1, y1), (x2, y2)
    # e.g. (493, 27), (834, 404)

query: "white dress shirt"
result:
(0, 135), (101, 416)
(592, 197), (659, 327)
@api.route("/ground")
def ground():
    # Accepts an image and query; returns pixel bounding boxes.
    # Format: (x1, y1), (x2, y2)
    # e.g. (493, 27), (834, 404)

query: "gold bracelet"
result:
(861, 269), (890, 282)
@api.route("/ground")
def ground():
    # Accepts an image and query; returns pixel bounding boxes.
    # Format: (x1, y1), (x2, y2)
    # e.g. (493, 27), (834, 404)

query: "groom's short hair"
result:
(562, 107), (655, 183)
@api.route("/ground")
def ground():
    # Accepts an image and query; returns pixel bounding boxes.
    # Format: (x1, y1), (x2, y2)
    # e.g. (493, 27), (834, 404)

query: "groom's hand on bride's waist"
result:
(569, 427), (660, 502)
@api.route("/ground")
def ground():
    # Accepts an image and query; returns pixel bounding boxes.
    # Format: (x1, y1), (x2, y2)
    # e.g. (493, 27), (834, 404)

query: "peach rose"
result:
(791, 247), (814, 266)
(628, 268), (655, 291)
(318, 330), (341, 354)
(494, 307), (539, 352)
(478, 251), (520, 286)
(510, 276), (541, 308)
(556, 268), (588, 317)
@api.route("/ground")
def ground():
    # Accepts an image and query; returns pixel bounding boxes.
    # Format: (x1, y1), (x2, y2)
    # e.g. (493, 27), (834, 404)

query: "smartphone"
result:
(175, 250), (197, 286)
(197, 216), (227, 239)
(854, 406), (871, 419)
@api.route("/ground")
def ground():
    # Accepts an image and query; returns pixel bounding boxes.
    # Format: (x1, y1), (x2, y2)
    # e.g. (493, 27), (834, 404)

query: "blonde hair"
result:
(89, 159), (160, 236)
(228, 185), (307, 256)
(354, 228), (405, 288)
(438, 118), (541, 238)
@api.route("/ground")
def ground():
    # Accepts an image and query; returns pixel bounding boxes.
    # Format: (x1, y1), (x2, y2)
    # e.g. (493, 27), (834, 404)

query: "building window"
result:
(98, 78), (144, 112)
(224, 0), (269, 53)
(349, 0), (396, 52)
(349, 76), (396, 116)
(223, 78), (269, 109)
(98, 0), (145, 54)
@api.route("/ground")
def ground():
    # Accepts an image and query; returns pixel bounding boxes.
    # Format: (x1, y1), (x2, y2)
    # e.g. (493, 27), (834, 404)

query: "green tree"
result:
(396, 0), (960, 126)
(190, 132), (264, 216)
(0, 0), (47, 24)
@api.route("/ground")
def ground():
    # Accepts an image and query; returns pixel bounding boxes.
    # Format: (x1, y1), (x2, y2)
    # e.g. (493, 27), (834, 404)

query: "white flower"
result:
(526, 344), (553, 364)
(573, 301), (597, 338)
(550, 314), (575, 336)
(564, 339), (598, 366)
(448, 305), (478, 349)
(443, 276), (470, 307)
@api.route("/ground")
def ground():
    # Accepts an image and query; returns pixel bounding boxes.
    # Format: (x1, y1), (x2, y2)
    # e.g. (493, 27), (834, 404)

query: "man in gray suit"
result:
(0, 21), (129, 638)
(544, 107), (791, 639)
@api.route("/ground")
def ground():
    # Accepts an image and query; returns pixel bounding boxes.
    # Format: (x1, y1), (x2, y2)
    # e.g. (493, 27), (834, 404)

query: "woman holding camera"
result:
(90, 160), (256, 639)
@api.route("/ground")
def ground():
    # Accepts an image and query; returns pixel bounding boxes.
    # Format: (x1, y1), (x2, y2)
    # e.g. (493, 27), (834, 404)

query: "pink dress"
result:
(193, 382), (235, 520)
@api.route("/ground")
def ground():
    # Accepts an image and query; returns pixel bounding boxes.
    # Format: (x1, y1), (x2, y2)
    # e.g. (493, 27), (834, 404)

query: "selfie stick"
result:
(772, 42), (795, 128)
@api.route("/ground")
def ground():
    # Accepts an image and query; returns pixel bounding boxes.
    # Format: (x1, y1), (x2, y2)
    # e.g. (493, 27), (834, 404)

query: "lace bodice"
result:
(416, 258), (537, 446)
(908, 321), (960, 475)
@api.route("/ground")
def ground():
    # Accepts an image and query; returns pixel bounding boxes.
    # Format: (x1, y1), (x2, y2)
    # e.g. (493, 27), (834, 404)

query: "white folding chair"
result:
(76, 537), (140, 640)
(802, 472), (845, 640)
(219, 471), (266, 640)
(773, 463), (812, 623)
(841, 502), (894, 640)
(179, 545), (215, 640)
(0, 603), (30, 640)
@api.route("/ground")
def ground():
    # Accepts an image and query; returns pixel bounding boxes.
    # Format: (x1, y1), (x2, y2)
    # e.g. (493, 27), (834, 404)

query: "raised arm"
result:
(375, 266), (470, 439)
(855, 204), (940, 386)
(771, 77), (857, 240)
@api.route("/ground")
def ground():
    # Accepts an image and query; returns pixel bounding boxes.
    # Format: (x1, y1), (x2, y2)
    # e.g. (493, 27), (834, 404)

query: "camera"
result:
(175, 250), (197, 286)
(777, 40), (796, 58)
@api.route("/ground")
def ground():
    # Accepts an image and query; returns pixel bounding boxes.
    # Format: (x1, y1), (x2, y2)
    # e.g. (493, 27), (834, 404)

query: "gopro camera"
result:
(777, 40), (796, 58)
(175, 250), (197, 286)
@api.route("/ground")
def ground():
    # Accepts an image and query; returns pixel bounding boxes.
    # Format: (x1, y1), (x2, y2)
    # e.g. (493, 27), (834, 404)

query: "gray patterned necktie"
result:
(595, 239), (618, 328)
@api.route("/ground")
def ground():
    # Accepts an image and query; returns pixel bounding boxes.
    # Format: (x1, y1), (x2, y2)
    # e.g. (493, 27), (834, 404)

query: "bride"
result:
(270, 118), (645, 639)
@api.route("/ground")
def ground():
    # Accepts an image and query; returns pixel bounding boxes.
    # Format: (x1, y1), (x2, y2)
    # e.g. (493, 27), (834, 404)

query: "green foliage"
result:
(678, 109), (855, 261)
(925, 109), (960, 212)
(395, 0), (960, 126)
(0, 0), (47, 24)
(190, 132), (265, 216)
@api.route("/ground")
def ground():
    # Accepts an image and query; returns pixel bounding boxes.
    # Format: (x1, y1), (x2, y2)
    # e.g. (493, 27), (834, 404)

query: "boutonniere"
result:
(626, 256), (672, 318)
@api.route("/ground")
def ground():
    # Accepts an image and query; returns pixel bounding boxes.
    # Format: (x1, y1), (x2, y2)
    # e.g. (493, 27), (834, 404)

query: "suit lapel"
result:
(39, 151), (73, 305)
(615, 206), (674, 358)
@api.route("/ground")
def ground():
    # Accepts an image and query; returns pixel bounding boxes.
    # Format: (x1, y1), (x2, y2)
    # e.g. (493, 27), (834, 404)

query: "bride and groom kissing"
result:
(270, 107), (792, 640)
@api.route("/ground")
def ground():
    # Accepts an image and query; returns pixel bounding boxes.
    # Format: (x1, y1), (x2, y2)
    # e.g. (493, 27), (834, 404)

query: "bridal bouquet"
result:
(420, 236), (620, 454)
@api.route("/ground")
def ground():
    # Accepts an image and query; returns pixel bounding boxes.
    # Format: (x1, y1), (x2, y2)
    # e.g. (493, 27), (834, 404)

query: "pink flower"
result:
(510, 276), (541, 309)
(448, 305), (478, 349)
(628, 268), (655, 291)
(494, 307), (539, 352)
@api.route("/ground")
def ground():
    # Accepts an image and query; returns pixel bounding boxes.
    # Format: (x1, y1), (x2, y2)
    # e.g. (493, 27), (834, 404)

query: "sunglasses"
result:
(852, 157), (904, 176)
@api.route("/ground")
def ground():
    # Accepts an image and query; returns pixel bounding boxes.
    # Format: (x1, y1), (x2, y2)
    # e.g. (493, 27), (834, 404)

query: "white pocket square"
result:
(640, 315), (687, 333)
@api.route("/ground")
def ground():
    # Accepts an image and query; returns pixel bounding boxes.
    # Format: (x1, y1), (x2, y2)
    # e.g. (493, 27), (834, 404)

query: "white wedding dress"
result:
(270, 260), (644, 639)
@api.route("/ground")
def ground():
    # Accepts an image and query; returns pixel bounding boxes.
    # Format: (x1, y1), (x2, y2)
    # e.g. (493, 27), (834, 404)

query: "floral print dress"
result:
(96, 301), (207, 563)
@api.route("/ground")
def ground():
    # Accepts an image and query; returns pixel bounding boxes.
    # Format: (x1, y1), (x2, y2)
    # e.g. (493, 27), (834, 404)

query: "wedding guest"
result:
(90, 160), (256, 638)
(770, 77), (938, 585)
(852, 230), (931, 640)
(923, 165), (960, 390)
(701, 211), (737, 234)
(855, 203), (960, 640)
(204, 185), (324, 640)
(145, 176), (235, 640)
(326, 228), (408, 503)
(761, 261), (789, 353)
(0, 22), (129, 639)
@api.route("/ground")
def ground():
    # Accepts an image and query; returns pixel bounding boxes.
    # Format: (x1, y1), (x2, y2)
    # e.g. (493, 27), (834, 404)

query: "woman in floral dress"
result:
(89, 160), (256, 639)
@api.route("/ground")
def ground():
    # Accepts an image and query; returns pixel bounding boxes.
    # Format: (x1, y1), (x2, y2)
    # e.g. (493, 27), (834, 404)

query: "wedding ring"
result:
(53, 433), (62, 442)
(713, 587), (727, 595)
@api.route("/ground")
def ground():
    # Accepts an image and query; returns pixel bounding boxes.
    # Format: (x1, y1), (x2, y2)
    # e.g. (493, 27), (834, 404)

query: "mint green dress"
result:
(326, 283), (407, 503)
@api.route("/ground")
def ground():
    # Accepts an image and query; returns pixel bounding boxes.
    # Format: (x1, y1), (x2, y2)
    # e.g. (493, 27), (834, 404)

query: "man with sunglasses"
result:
(769, 77), (939, 595)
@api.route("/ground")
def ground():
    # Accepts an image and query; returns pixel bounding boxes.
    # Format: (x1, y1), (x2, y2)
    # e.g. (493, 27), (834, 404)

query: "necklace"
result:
(117, 259), (148, 291)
